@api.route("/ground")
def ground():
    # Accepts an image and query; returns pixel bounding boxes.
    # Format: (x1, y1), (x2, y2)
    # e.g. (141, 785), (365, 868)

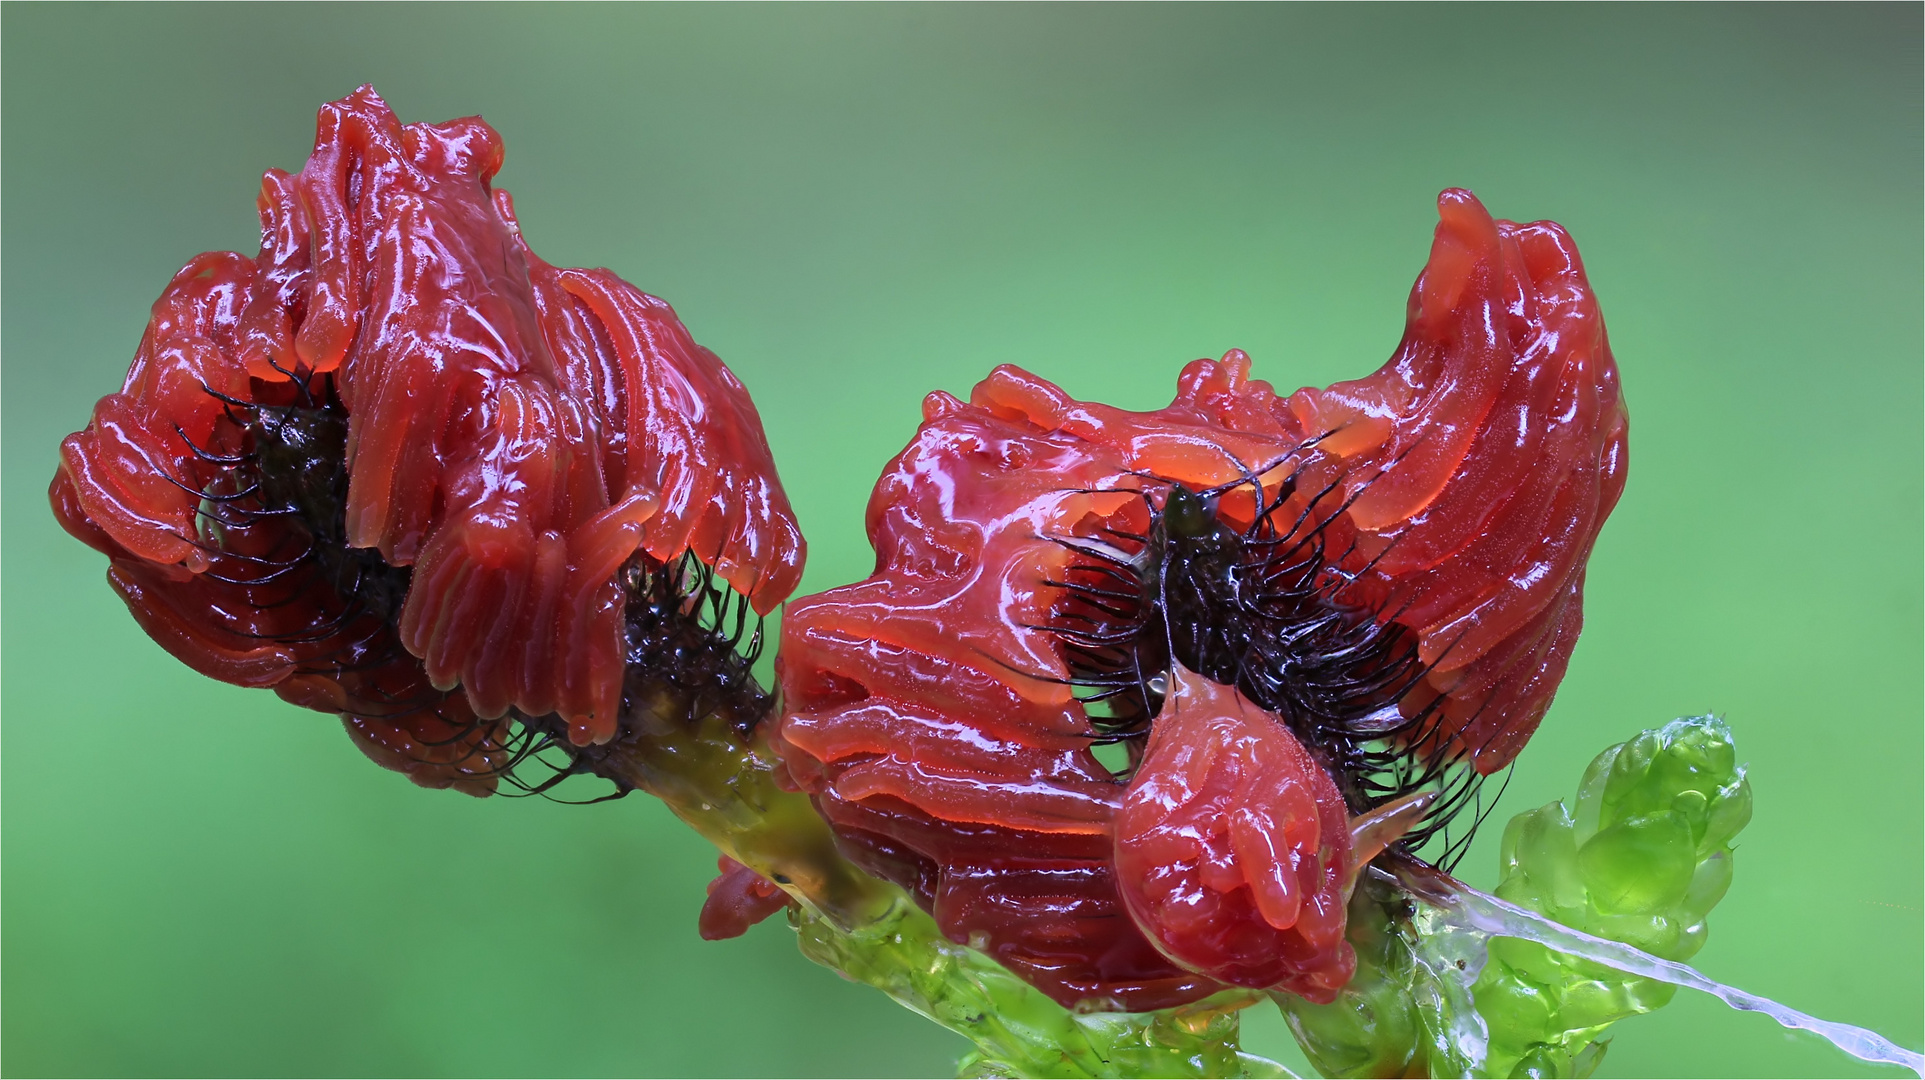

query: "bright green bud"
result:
(1474, 715), (1750, 1078)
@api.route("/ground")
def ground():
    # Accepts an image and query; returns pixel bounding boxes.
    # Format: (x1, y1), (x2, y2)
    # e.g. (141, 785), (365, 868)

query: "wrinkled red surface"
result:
(774, 380), (1221, 1009)
(774, 188), (1626, 1008)
(1285, 188), (1628, 768)
(52, 87), (803, 788)
(1116, 667), (1355, 1000)
(699, 855), (791, 940)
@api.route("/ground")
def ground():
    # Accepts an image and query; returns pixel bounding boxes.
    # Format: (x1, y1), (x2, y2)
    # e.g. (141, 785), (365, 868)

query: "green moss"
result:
(1276, 716), (1750, 1079)
(1475, 715), (1751, 1078)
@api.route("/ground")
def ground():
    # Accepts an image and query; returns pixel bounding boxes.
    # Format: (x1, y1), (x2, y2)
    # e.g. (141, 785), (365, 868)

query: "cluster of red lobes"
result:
(51, 89), (1626, 1011)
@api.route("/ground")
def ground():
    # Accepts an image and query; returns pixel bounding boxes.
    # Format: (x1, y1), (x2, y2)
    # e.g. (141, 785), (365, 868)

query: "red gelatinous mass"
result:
(699, 855), (792, 941)
(774, 189), (1626, 1008)
(1114, 666), (1356, 1001)
(52, 87), (803, 790)
(1285, 189), (1628, 769)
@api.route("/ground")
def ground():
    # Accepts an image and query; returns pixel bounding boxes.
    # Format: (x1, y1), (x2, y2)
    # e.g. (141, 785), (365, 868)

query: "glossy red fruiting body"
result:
(773, 189), (1627, 1009)
(1286, 191), (1628, 773)
(1115, 666), (1355, 1001)
(51, 87), (803, 792)
(699, 855), (792, 941)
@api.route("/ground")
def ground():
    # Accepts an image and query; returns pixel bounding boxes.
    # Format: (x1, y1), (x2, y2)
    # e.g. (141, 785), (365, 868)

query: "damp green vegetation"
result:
(693, 714), (1754, 1078)
(794, 896), (1288, 1079)
(1276, 716), (1750, 1079)
(604, 694), (1289, 1077)
(1474, 716), (1751, 1078)
(585, 655), (1890, 1077)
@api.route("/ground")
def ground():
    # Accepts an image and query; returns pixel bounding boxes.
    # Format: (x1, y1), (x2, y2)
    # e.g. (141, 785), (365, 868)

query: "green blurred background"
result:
(3, 4), (1919, 1077)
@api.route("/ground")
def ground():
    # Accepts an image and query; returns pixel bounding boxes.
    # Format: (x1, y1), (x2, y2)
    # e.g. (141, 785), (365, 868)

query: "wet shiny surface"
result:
(50, 87), (805, 789)
(775, 189), (1626, 1011)
(1116, 666), (1355, 1001)
(699, 854), (792, 941)
(1288, 189), (1629, 772)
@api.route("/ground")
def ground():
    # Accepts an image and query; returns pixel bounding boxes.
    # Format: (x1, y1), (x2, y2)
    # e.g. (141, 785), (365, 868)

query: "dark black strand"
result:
(1038, 466), (1494, 870)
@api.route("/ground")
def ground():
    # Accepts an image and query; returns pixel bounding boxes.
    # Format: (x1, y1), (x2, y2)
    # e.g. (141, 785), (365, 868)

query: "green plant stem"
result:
(1275, 716), (1752, 1079)
(793, 896), (1284, 1079)
(592, 679), (1288, 1078)
(602, 678), (893, 929)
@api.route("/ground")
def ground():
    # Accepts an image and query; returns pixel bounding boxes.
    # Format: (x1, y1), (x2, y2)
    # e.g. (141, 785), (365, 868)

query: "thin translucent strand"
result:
(1389, 866), (1925, 1077)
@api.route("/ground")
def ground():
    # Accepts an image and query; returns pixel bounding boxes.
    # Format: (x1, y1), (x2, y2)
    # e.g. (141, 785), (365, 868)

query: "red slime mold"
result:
(51, 87), (802, 792)
(1114, 666), (1355, 1000)
(773, 189), (1626, 1008)
(699, 855), (792, 941)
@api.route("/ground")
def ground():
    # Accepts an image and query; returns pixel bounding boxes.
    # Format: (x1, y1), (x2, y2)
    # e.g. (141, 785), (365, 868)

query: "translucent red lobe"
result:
(52, 87), (803, 789)
(774, 188), (1624, 1008)
(699, 855), (791, 941)
(774, 392), (1224, 1010)
(1288, 189), (1628, 772)
(48, 252), (505, 793)
(1115, 667), (1355, 1001)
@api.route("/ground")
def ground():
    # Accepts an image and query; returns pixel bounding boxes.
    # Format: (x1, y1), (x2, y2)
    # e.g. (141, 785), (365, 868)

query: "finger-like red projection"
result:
(774, 189), (1626, 1008)
(51, 87), (802, 791)
(699, 855), (793, 941)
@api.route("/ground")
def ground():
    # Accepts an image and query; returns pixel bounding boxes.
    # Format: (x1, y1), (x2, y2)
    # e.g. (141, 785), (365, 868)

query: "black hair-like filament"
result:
(1038, 450), (1496, 871)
